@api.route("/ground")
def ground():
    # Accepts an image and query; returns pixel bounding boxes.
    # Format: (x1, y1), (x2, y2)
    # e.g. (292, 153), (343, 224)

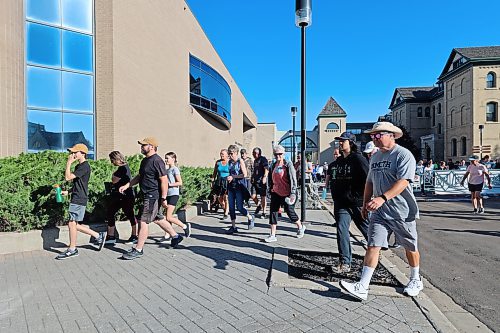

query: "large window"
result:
(461, 137), (467, 156)
(486, 72), (496, 88)
(486, 102), (498, 122)
(325, 122), (339, 132)
(417, 107), (423, 117)
(432, 106), (436, 127)
(279, 135), (317, 153)
(189, 55), (231, 127)
(26, 0), (94, 155)
(424, 107), (430, 117)
(451, 138), (457, 157)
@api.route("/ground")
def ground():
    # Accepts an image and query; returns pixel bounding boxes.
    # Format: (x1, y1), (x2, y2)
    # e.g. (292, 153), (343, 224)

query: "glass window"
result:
(62, 113), (94, 151)
(417, 107), (422, 117)
(424, 107), (430, 117)
(278, 136), (317, 152)
(438, 103), (442, 114)
(326, 122), (339, 130)
(27, 110), (63, 151)
(62, 72), (93, 112)
(26, 0), (61, 25)
(27, 66), (62, 109)
(461, 106), (466, 125)
(62, 0), (93, 33)
(486, 72), (496, 88)
(26, 22), (61, 67)
(450, 83), (454, 98)
(438, 123), (442, 134)
(486, 102), (498, 122)
(432, 107), (436, 126)
(461, 78), (466, 94)
(451, 139), (457, 157)
(461, 137), (467, 156)
(62, 30), (93, 72)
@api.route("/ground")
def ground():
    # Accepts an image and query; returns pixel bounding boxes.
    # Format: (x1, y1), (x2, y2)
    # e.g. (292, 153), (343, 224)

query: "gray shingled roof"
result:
(455, 46), (500, 59)
(317, 97), (346, 117)
(396, 87), (438, 100)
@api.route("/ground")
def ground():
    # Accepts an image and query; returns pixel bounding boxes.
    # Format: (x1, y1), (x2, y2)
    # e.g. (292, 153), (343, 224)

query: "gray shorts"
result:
(68, 203), (86, 222)
(368, 215), (418, 252)
(139, 196), (161, 223)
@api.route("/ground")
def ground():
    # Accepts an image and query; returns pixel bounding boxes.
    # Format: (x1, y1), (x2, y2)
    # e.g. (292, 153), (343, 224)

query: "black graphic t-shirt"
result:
(71, 161), (91, 206)
(328, 152), (368, 207)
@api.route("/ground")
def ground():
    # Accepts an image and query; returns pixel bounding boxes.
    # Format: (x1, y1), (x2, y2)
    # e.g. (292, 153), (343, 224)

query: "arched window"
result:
(450, 83), (454, 98)
(424, 107), (430, 117)
(486, 102), (498, 122)
(461, 106), (466, 125)
(325, 122), (339, 130)
(451, 138), (457, 157)
(461, 137), (467, 156)
(486, 72), (496, 88)
(438, 123), (442, 134)
(438, 103), (442, 114)
(461, 78), (466, 94)
(417, 107), (423, 117)
(432, 106), (436, 127)
(450, 110), (455, 128)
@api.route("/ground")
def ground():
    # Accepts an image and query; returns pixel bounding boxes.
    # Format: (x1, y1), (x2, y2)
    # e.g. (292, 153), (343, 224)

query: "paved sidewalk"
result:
(0, 209), (439, 333)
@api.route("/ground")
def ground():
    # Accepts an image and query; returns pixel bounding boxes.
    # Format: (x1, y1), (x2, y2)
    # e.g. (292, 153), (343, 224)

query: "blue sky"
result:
(187, 0), (500, 131)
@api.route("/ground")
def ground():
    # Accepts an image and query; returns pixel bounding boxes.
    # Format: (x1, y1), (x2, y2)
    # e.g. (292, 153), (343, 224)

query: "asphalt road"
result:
(392, 196), (500, 332)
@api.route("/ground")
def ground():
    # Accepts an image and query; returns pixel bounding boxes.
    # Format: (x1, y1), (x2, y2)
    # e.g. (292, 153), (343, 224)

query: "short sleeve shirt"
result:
(367, 145), (419, 221)
(112, 165), (134, 197)
(271, 163), (291, 197)
(167, 166), (181, 196)
(466, 163), (488, 185)
(71, 161), (91, 206)
(253, 156), (269, 183)
(139, 154), (168, 198)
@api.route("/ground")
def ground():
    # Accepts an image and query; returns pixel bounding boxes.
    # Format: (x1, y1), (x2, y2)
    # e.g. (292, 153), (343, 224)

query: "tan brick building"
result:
(0, 0), (257, 166)
(389, 46), (500, 162)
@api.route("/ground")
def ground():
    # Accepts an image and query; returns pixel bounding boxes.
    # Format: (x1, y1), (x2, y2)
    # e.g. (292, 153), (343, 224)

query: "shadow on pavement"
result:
(434, 228), (500, 238)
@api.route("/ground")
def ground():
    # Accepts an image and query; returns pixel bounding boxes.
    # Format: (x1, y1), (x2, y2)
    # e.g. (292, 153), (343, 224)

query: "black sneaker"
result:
(245, 201), (251, 209)
(255, 205), (261, 215)
(94, 231), (107, 251)
(125, 235), (138, 244)
(184, 223), (192, 238)
(478, 208), (485, 214)
(122, 248), (143, 260)
(105, 235), (116, 245)
(226, 226), (238, 234)
(56, 248), (79, 260)
(171, 235), (184, 248)
(261, 212), (267, 219)
(473, 208), (478, 214)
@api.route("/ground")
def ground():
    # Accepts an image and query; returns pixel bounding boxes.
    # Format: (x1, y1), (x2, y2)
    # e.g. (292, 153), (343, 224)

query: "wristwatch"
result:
(379, 194), (388, 202)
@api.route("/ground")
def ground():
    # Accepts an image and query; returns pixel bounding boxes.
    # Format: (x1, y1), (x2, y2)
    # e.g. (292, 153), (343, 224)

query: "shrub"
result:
(0, 151), (212, 232)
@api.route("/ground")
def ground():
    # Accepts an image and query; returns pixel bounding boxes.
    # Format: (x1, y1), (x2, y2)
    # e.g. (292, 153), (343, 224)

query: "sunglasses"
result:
(274, 153), (284, 156)
(370, 132), (392, 139)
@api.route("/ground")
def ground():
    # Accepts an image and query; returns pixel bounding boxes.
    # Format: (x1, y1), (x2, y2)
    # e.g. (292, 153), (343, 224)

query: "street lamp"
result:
(291, 106), (297, 164)
(479, 124), (484, 158)
(295, 0), (312, 222)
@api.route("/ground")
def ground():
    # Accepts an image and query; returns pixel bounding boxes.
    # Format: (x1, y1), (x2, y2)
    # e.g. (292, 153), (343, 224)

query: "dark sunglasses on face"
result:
(274, 153), (283, 156)
(370, 132), (391, 139)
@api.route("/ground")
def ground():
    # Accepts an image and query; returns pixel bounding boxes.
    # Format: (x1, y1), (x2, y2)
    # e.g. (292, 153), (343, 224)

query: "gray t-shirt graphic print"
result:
(367, 144), (419, 221)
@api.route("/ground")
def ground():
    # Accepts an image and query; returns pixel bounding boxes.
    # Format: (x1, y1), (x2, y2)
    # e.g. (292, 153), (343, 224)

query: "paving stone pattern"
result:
(0, 209), (436, 332)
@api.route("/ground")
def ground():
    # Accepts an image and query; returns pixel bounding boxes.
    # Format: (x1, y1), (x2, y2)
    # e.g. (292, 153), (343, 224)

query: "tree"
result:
(396, 125), (420, 161)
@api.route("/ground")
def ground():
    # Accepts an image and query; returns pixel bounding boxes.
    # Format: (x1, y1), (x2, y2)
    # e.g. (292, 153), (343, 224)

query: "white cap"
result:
(363, 141), (378, 154)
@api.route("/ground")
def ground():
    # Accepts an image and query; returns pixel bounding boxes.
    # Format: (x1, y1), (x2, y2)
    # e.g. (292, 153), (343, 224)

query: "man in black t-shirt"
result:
(325, 132), (369, 273)
(56, 144), (106, 260)
(251, 147), (269, 218)
(119, 137), (183, 260)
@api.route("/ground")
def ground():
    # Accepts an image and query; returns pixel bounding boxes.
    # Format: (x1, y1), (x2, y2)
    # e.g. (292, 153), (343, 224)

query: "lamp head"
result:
(295, 0), (312, 27)
(291, 106), (297, 116)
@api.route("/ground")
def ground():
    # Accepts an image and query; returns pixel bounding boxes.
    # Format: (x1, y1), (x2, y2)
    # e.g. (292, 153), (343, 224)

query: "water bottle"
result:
(321, 187), (327, 200)
(54, 184), (63, 203)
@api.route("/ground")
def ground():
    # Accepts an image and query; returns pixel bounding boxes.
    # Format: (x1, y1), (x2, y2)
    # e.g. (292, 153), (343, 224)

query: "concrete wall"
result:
(317, 116), (345, 164)
(0, 1), (25, 157)
(256, 123), (277, 160)
(103, 0), (257, 166)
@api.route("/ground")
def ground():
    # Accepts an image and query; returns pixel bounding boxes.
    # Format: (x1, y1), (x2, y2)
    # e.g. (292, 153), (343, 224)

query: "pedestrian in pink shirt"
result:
(460, 155), (493, 214)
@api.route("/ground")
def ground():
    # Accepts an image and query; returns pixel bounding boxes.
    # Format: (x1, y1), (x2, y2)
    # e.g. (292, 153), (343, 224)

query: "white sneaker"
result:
(220, 215), (231, 222)
(247, 215), (255, 230)
(340, 280), (369, 301)
(264, 235), (277, 243)
(160, 235), (171, 244)
(296, 225), (306, 239)
(404, 278), (423, 297)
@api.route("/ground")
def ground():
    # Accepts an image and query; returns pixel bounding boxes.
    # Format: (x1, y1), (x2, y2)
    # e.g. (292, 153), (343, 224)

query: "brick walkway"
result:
(0, 209), (437, 333)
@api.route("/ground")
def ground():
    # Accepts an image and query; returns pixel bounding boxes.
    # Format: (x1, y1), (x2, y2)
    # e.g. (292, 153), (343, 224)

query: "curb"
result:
(0, 204), (200, 255)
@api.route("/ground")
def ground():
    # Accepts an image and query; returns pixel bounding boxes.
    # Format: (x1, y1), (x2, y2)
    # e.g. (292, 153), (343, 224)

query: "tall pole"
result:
(292, 116), (296, 164)
(300, 26), (306, 222)
(479, 124), (484, 159)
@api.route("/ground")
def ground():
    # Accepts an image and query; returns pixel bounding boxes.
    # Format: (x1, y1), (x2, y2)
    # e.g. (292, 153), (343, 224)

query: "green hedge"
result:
(0, 151), (212, 232)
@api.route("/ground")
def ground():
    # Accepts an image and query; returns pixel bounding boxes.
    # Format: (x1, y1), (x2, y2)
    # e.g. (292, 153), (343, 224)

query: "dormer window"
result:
(452, 57), (466, 70)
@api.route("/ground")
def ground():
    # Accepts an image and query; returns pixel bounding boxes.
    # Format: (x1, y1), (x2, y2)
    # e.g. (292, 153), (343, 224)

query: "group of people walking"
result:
(56, 137), (191, 260)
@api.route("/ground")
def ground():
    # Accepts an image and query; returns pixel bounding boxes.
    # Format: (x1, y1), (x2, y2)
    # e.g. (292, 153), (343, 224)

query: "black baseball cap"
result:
(335, 132), (356, 142)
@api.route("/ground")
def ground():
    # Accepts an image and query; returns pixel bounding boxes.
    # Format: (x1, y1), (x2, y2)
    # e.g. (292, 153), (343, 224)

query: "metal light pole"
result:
(479, 124), (484, 158)
(295, 0), (312, 223)
(291, 106), (297, 164)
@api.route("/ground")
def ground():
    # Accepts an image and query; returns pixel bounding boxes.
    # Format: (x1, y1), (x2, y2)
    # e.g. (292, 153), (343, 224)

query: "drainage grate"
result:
(288, 250), (401, 287)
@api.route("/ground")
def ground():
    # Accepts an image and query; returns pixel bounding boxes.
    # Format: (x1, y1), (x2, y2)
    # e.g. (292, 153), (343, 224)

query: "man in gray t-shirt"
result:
(340, 122), (423, 301)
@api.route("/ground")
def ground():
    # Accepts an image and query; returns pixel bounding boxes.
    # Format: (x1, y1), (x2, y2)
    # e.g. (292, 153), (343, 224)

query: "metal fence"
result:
(414, 170), (500, 195)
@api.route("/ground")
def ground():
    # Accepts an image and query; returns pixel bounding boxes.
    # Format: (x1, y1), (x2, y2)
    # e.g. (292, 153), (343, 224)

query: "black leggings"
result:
(107, 195), (137, 227)
(269, 192), (299, 225)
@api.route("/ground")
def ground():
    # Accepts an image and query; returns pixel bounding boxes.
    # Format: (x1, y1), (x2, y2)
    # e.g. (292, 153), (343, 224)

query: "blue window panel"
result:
(62, 72), (93, 112)
(26, 0), (61, 25)
(62, 0), (93, 33)
(62, 113), (94, 151)
(27, 66), (62, 110)
(62, 30), (93, 72)
(189, 55), (201, 68)
(27, 110), (63, 151)
(26, 22), (61, 67)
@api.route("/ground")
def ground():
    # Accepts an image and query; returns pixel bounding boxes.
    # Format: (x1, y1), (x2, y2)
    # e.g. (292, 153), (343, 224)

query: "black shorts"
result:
(252, 182), (267, 196)
(213, 177), (228, 196)
(166, 195), (179, 206)
(139, 196), (160, 223)
(468, 183), (483, 192)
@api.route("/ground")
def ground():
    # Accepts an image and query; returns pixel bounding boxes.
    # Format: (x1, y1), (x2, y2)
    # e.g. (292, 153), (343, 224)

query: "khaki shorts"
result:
(139, 196), (161, 223)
